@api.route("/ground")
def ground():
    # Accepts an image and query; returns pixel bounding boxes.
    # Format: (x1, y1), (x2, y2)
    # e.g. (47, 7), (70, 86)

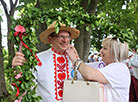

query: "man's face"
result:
(50, 30), (71, 52)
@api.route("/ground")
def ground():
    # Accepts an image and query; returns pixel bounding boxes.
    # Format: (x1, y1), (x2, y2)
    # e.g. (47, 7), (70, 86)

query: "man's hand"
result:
(12, 52), (26, 68)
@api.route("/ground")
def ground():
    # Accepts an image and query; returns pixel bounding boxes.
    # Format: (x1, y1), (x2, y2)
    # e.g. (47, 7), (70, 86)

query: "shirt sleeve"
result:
(86, 62), (102, 69)
(98, 63), (130, 88)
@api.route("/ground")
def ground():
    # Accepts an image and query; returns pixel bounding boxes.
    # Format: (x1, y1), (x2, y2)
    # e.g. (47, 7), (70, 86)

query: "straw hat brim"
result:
(40, 26), (80, 44)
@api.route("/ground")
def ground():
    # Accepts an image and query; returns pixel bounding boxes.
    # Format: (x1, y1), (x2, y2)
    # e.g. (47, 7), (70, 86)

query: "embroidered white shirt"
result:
(35, 48), (74, 102)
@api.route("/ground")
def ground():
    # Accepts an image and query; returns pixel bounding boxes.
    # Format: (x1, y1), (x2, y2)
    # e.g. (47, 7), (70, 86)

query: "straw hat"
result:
(39, 21), (80, 44)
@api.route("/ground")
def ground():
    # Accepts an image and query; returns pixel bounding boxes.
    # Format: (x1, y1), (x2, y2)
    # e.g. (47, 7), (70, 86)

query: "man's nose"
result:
(63, 37), (69, 42)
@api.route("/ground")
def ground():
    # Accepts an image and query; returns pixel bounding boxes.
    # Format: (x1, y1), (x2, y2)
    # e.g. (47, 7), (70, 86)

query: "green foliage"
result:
(16, 0), (136, 52)
(90, 16), (134, 50)
(39, 0), (61, 10)
(17, 0), (61, 10)
(0, 8), (3, 22)
(0, 16), (2, 22)
(3, 49), (9, 68)
(5, 0), (138, 101)
(97, 0), (138, 49)
(7, 7), (42, 101)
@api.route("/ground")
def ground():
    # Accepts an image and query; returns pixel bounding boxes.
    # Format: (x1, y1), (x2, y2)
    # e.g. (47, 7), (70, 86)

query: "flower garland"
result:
(13, 25), (42, 66)
(9, 25), (42, 102)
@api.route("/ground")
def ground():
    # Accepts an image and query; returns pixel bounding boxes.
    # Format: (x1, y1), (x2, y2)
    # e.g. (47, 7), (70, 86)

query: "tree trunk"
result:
(0, 0), (18, 98)
(7, 16), (15, 60)
(0, 20), (8, 98)
(35, 23), (50, 53)
(83, 24), (91, 62)
(35, 0), (50, 53)
(0, 0), (18, 61)
(74, 27), (84, 60)
(74, 24), (91, 62)
(74, 0), (98, 62)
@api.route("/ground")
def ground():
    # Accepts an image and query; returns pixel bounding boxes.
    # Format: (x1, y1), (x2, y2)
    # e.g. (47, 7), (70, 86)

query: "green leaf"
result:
(25, 83), (29, 88)
(55, 22), (59, 27)
(86, 26), (90, 31)
(80, 20), (85, 25)
(55, 27), (59, 34)
(58, 16), (62, 21)
(21, 83), (25, 89)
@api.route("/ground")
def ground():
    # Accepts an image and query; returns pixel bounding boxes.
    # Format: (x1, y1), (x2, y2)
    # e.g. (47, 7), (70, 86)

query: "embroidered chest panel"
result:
(53, 53), (69, 101)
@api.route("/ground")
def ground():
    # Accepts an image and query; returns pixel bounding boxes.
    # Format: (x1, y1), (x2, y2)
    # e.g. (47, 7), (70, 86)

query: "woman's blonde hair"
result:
(102, 37), (128, 62)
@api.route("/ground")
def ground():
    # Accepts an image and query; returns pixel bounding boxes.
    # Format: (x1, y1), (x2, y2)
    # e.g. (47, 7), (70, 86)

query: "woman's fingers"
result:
(70, 46), (79, 58)
(66, 45), (79, 62)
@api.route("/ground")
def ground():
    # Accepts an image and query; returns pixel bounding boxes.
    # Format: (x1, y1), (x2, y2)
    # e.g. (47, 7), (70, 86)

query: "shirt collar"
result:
(51, 47), (65, 55)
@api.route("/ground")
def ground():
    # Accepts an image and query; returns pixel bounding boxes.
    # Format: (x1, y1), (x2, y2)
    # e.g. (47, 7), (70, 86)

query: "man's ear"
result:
(48, 36), (53, 43)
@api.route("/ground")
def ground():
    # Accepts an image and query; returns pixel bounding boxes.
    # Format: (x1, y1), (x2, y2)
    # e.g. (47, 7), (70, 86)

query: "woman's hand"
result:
(12, 52), (26, 68)
(66, 45), (79, 63)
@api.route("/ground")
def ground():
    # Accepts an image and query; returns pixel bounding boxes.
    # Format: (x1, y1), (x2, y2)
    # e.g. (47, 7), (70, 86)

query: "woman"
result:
(66, 37), (131, 102)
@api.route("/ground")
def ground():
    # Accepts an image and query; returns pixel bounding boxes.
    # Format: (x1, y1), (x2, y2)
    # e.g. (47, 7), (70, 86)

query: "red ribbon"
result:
(12, 71), (22, 97)
(12, 80), (22, 97)
(14, 32), (42, 66)
(12, 31), (42, 99)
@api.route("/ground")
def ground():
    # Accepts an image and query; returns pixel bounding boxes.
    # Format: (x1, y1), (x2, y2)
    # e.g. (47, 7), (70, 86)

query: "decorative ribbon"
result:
(12, 70), (22, 97)
(14, 91), (27, 102)
(12, 28), (42, 101)
(12, 80), (22, 97)
(14, 32), (42, 66)
(14, 70), (22, 79)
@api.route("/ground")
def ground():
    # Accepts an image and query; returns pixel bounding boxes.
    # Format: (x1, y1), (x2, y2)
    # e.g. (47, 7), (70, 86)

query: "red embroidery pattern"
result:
(52, 47), (65, 55)
(53, 53), (69, 101)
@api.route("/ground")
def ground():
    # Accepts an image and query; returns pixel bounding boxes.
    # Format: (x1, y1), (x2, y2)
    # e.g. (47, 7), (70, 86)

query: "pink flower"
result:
(14, 100), (21, 102)
(15, 25), (26, 33)
(15, 73), (22, 79)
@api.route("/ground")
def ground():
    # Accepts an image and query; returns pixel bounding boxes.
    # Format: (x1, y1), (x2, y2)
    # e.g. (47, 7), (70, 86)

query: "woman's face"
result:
(100, 45), (114, 65)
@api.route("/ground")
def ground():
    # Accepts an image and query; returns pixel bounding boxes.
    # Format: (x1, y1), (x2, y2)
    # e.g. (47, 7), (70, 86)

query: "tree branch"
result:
(81, 0), (98, 14)
(10, 0), (18, 16)
(9, 0), (13, 9)
(88, 0), (98, 14)
(0, 0), (9, 17)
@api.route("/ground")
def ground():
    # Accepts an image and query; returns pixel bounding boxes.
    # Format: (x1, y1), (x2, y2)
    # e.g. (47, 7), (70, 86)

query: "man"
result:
(12, 21), (80, 102)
